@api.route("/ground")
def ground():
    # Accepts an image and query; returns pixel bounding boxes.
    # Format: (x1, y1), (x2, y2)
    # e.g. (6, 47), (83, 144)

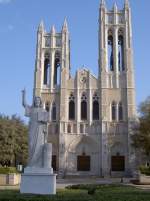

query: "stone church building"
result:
(33, 0), (136, 177)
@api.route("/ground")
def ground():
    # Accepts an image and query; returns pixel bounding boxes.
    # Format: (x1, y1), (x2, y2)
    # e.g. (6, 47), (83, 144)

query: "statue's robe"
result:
(25, 106), (49, 167)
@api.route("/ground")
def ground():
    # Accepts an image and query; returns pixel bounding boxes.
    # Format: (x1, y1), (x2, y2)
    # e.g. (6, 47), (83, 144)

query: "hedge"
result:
(140, 166), (150, 176)
(0, 167), (19, 174)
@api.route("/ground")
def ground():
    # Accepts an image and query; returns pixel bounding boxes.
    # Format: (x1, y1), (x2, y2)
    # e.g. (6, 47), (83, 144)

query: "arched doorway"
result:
(66, 136), (100, 175)
(111, 142), (125, 173)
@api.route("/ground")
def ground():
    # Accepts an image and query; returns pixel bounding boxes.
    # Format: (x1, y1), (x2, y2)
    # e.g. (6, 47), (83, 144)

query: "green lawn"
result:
(0, 185), (150, 201)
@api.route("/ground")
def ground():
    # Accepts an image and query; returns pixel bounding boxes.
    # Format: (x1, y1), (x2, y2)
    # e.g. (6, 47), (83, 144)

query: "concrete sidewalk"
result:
(128, 183), (150, 191)
(0, 178), (150, 191)
(0, 178), (127, 190)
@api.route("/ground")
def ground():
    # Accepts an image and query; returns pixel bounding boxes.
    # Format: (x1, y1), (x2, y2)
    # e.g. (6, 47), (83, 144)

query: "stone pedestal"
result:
(20, 167), (56, 195)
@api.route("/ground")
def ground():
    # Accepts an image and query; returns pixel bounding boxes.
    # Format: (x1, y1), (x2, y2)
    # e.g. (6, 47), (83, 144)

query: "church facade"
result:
(33, 0), (137, 177)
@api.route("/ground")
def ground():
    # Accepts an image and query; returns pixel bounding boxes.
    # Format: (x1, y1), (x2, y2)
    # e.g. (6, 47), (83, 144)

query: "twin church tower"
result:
(33, 0), (136, 177)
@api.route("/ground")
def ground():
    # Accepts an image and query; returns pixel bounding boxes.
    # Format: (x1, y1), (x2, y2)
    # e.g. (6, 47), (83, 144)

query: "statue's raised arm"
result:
(22, 88), (27, 108)
(22, 89), (31, 117)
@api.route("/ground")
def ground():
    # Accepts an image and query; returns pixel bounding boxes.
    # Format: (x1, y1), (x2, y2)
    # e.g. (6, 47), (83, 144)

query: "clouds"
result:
(0, 0), (13, 4)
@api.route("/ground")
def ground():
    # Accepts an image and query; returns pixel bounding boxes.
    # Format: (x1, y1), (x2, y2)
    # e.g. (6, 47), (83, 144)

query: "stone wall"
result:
(0, 174), (21, 185)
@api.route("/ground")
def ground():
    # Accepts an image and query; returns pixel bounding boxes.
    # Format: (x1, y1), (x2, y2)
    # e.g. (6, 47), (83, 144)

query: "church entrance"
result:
(77, 155), (90, 171)
(111, 156), (125, 171)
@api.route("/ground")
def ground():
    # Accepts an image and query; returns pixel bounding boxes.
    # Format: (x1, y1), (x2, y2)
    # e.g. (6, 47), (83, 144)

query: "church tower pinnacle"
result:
(113, 2), (118, 12)
(125, 0), (130, 7)
(100, 0), (105, 6)
(62, 18), (68, 32)
(50, 25), (56, 34)
(38, 20), (44, 32)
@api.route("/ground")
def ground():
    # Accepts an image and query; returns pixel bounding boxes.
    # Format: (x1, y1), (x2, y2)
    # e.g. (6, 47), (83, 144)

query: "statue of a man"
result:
(22, 89), (49, 168)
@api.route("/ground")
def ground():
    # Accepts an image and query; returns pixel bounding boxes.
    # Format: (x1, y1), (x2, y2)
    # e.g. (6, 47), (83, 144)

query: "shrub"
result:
(66, 184), (97, 190)
(140, 166), (150, 176)
(87, 187), (96, 195)
(66, 184), (120, 190)
(0, 167), (19, 174)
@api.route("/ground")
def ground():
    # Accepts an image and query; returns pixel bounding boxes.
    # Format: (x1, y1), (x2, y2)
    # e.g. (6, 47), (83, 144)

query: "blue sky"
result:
(0, 0), (149, 119)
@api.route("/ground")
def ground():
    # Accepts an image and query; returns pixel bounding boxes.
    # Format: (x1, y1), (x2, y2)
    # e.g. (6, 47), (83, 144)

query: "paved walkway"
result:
(0, 178), (127, 190)
(0, 178), (150, 191)
(129, 183), (150, 191)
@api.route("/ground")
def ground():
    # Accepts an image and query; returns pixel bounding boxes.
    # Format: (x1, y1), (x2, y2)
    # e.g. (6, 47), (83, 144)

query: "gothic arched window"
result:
(111, 101), (116, 121)
(52, 103), (56, 121)
(118, 102), (123, 121)
(81, 93), (87, 120)
(69, 94), (75, 120)
(54, 52), (61, 86)
(93, 93), (99, 120)
(108, 30), (114, 71)
(118, 30), (124, 71)
(45, 102), (50, 112)
(43, 53), (50, 85)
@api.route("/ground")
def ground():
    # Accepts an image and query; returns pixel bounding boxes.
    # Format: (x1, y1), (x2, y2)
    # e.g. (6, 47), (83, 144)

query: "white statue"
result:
(20, 90), (56, 195)
(22, 89), (50, 168)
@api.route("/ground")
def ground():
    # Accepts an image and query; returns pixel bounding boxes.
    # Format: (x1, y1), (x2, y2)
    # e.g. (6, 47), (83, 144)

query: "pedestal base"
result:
(20, 168), (56, 195)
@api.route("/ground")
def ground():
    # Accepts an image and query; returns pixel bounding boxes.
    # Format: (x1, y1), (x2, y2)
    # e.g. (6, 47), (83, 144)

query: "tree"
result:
(0, 114), (28, 167)
(132, 97), (150, 158)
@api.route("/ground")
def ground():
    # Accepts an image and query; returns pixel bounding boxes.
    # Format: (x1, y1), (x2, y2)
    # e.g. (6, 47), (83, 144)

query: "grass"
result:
(0, 185), (150, 201)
